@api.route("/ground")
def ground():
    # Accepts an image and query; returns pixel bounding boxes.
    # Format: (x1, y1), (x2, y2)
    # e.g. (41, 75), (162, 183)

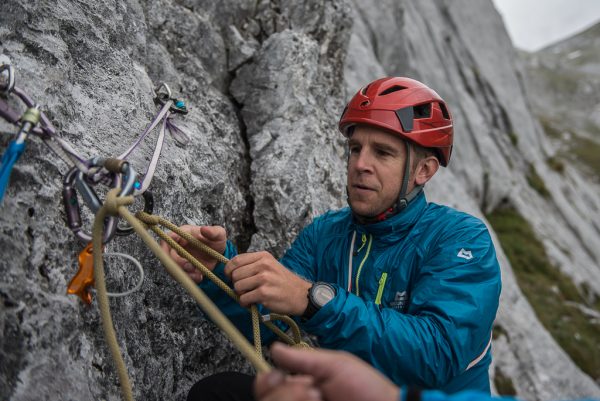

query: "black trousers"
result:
(187, 372), (255, 401)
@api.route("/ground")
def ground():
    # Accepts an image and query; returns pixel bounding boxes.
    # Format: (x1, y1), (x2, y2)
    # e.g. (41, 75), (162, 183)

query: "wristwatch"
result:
(302, 282), (336, 320)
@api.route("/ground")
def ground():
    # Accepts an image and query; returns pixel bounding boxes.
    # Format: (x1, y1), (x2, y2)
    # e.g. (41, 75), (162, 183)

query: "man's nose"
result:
(352, 149), (374, 172)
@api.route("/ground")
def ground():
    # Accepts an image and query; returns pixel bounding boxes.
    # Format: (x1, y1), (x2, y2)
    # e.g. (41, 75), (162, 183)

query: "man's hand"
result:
(254, 343), (400, 401)
(224, 251), (312, 315)
(255, 370), (321, 401)
(159, 225), (227, 283)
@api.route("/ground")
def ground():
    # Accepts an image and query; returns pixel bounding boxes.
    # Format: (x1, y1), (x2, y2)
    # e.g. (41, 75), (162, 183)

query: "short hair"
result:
(411, 144), (438, 173)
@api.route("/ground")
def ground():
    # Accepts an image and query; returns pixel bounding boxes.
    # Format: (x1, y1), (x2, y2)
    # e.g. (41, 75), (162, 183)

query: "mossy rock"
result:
(487, 207), (600, 381)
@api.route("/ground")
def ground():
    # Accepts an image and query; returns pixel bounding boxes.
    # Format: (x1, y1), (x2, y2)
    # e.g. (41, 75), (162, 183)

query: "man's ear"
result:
(414, 156), (440, 186)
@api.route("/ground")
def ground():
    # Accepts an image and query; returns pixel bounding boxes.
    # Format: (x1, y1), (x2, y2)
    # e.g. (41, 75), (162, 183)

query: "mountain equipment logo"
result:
(390, 291), (407, 312)
(457, 248), (473, 260)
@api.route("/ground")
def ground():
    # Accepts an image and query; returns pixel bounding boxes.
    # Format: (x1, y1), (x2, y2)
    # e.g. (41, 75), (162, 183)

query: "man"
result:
(163, 77), (502, 399)
(255, 343), (598, 401)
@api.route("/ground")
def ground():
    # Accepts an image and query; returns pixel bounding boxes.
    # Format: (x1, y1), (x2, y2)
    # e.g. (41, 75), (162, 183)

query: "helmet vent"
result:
(439, 102), (450, 119)
(361, 84), (371, 95)
(414, 103), (432, 119)
(378, 85), (407, 96)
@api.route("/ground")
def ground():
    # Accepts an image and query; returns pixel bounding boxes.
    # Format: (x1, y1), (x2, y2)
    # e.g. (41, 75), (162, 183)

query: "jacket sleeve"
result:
(301, 218), (501, 389)
(417, 390), (595, 401)
(418, 390), (517, 401)
(197, 221), (320, 344)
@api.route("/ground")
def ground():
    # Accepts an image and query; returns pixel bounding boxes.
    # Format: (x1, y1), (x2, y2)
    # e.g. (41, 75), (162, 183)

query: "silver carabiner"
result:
(62, 166), (119, 244)
(89, 157), (138, 197)
(0, 56), (16, 95)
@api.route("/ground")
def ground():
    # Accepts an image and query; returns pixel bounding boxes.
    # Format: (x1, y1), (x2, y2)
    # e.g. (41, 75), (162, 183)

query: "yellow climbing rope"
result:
(91, 188), (309, 401)
(135, 211), (308, 347)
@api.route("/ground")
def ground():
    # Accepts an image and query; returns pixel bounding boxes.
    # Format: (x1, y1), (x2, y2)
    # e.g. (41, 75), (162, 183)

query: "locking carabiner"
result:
(62, 166), (118, 244)
(94, 157), (143, 236)
(89, 157), (138, 196)
(115, 190), (154, 236)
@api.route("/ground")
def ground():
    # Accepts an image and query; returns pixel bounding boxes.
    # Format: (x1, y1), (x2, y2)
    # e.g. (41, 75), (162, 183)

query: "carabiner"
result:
(89, 157), (138, 197)
(154, 82), (188, 115)
(62, 166), (118, 244)
(0, 57), (15, 95)
(115, 190), (154, 236)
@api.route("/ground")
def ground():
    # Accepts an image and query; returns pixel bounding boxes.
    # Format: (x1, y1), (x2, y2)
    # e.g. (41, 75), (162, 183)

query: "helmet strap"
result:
(395, 141), (412, 211)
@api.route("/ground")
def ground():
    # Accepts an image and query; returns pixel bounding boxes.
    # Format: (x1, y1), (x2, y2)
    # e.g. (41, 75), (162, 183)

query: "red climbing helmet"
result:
(339, 77), (454, 166)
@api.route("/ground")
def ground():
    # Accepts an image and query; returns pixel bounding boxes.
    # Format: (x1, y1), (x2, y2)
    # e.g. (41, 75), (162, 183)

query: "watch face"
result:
(313, 284), (335, 307)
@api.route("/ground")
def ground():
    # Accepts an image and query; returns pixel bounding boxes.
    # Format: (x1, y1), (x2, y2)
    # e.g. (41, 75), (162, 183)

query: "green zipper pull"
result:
(375, 272), (388, 305)
(356, 233), (367, 253)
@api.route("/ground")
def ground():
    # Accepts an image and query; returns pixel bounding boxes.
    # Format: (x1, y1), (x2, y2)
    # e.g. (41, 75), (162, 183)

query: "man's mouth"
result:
(352, 183), (376, 192)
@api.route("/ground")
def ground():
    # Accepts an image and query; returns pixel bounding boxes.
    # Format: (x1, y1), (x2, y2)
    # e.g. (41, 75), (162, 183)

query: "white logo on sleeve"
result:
(457, 248), (473, 260)
(391, 291), (407, 311)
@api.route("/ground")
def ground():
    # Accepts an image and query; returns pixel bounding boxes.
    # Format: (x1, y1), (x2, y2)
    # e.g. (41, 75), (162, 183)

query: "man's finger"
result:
(230, 262), (262, 283)
(284, 375), (314, 386)
(224, 253), (264, 277)
(169, 247), (189, 267)
(200, 225), (226, 242)
(238, 289), (264, 307)
(233, 275), (263, 296)
(254, 370), (285, 399)
(190, 271), (203, 283)
(270, 343), (344, 379)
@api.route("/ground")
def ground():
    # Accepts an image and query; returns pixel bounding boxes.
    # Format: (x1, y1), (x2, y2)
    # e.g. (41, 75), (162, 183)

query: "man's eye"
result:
(376, 149), (391, 157)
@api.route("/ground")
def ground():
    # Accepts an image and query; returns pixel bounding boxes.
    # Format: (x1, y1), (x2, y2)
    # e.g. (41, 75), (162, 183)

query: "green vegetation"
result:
(546, 156), (565, 174)
(534, 65), (582, 97)
(492, 324), (509, 340)
(494, 367), (517, 396)
(538, 115), (563, 139)
(507, 130), (518, 147)
(526, 164), (550, 198)
(487, 207), (600, 381)
(569, 135), (600, 181)
(538, 115), (600, 181)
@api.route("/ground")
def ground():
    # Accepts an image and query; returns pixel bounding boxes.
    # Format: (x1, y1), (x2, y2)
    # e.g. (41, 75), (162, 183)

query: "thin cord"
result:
(90, 252), (145, 298)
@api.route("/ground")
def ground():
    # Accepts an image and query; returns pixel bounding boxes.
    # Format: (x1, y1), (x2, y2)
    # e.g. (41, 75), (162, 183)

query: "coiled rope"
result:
(92, 188), (308, 401)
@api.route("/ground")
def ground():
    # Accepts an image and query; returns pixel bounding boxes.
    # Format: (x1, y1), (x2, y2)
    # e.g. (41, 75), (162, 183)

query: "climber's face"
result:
(346, 125), (409, 217)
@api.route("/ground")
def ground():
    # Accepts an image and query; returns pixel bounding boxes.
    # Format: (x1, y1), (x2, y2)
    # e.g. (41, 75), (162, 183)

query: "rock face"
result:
(0, 1), (598, 401)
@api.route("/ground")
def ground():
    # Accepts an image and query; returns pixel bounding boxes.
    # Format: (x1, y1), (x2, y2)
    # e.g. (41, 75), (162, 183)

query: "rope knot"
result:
(104, 188), (134, 216)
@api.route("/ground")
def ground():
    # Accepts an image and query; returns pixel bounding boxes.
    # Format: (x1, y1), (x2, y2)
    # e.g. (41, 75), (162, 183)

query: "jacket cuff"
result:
(401, 387), (422, 401)
(198, 240), (237, 293)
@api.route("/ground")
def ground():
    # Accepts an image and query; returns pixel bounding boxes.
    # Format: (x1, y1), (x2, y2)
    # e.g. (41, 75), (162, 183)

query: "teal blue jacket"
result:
(414, 390), (598, 401)
(199, 192), (501, 393)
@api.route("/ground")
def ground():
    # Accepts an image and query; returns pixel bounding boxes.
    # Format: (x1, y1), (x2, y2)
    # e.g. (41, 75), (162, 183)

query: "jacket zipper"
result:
(347, 231), (357, 292)
(355, 234), (372, 296)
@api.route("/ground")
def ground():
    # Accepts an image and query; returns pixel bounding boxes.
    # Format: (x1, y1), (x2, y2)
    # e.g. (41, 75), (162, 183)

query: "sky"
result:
(492, 0), (600, 51)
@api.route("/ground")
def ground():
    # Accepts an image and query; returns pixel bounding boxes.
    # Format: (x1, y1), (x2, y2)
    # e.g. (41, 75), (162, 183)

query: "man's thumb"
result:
(200, 225), (225, 241)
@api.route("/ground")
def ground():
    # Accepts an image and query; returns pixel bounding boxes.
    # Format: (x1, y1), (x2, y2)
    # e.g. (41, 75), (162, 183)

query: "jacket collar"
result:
(350, 191), (427, 241)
